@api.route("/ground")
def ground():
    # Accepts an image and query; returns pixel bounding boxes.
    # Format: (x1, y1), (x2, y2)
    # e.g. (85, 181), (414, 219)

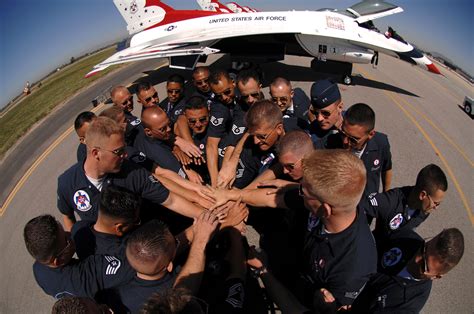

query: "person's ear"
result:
(91, 147), (100, 160)
(290, 89), (295, 99)
(115, 223), (126, 236)
(321, 203), (332, 218)
(166, 261), (173, 273)
(419, 190), (428, 201)
(144, 127), (153, 137)
(367, 129), (376, 140)
(276, 123), (284, 135)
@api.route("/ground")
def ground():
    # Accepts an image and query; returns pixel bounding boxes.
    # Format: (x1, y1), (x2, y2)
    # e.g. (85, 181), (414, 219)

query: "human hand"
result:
(175, 136), (202, 159)
(217, 165), (236, 189)
(220, 198), (249, 228)
(173, 146), (192, 166)
(202, 185), (238, 209)
(247, 245), (268, 269)
(193, 211), (219, 246)
(185, 168), (204, 185)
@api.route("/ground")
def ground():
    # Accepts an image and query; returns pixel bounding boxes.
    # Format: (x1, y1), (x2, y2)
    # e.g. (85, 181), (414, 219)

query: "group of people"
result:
(23, 65), (464, 313)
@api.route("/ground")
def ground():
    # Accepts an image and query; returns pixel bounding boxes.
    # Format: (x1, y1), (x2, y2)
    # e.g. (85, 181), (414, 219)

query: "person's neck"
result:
(335, 115), (343, 129)
(137, 271), (167, 281)
(83, 158), (106, 179)
(93, 219), (115, 235)
(322, 210), (356, 233)
(407, 188), (422, 211)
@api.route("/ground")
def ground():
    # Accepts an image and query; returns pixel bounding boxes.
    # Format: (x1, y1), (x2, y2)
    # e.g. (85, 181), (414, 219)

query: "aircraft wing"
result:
(85, 42), (219, 77)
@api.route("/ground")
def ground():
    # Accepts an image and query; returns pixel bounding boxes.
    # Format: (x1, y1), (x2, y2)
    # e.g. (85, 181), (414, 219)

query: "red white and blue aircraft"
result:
(86, 0), (441, 82)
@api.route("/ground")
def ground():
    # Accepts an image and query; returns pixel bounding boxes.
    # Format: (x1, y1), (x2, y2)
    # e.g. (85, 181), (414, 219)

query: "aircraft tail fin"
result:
(197, 0), (232, 13)
(113, 0), (175, 34)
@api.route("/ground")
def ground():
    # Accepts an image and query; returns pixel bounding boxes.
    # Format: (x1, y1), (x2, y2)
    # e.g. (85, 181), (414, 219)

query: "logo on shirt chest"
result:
(130, 118), (141, 126)
(73, 190), (92, 212)
(389, 213), (404, 230)
(382, 247), (402, 268)
(210, 116), (224, 126)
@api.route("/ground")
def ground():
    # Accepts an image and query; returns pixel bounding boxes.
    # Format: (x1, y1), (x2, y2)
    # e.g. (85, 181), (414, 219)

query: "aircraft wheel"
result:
(343, 75), (352, 85)
(464, 102), (472, 116)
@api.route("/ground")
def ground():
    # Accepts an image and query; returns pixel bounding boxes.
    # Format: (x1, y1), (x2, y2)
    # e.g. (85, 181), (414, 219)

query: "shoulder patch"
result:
(382, 247), (403, 268)
(130, 118), (141, 126)
(73, 190), (92, 212)
(210, 116), (224, 126)
(174, 109), (183, 116)
(389, 213), (404, 230)
(232, 124), (246, 135)
(104, 256), (121, 275)
(148, 175), (159, 184)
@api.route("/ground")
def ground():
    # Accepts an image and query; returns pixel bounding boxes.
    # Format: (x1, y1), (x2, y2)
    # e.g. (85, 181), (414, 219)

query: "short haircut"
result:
(415, 164), (448, 194)
(52, 297), (95, 314)
(85, 116), (124, 149)
(100, 185), (141, 221)
(99, 106), (124, 122)
(126, 220), (175, 272)
(277, 130), (314, 157)
(185, 96), (207, 111)
(74, 112), (96, 131)
(432, 228), (464, 273)
(141, 106), (167, 130)
(24, 215), (60, 263)
(192, 66), (209, 77)
(345, 103), (375, 131)
(167, 74), (185, 86)
(302, 150), (366, 209)
(136, 81), (153, 95)
(209, 69), (231, 85)
(141, 288), (201, 314)
(110, 85), (129, 100)
(236, 69), (260, 86)
(245, 100), (283, 132)
(270, 77), (291, 89)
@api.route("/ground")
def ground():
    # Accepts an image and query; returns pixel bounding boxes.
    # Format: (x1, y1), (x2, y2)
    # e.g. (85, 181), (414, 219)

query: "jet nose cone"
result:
(427, 62), (441, 75)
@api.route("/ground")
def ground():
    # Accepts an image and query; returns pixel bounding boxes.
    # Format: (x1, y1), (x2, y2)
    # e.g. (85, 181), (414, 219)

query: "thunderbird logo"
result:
(74, 190), (91, 212)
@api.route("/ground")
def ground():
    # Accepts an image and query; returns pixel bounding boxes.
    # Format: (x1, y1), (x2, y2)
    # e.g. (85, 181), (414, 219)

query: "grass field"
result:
(0, 47), (121, 158)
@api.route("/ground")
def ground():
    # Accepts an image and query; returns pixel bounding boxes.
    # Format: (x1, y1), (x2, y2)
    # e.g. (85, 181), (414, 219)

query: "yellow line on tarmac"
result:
(0, 61), (170, 217)
(0, 103), (105, 217)
(355, 65), (474, 226)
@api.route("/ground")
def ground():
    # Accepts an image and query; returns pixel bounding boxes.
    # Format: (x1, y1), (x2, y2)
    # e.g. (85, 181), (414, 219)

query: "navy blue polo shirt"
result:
(282, 88), (310, 131)
(33, 254), (135, 299)
(71, 220), (127, 260)
(57, 159), (169, 222)
(207, 99), (242, 139)
(360, 131), (392, 198)
(350, 230), (432, 313)
(125, 115), (142, 147)
(360, 186), (429, 244)
(308, 122), (342, 149)
(160, 97), (186, 124)
(106, 272), (176, 313)
(302, 206), (377, 307)
(133, 130), (186, 177)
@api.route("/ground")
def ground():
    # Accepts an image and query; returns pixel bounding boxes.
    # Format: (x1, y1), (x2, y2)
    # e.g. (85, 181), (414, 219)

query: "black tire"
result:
(464, 102), (472, 116)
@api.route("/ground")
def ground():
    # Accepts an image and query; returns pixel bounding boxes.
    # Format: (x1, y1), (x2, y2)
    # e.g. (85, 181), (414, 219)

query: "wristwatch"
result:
(251, 266), (268, 278)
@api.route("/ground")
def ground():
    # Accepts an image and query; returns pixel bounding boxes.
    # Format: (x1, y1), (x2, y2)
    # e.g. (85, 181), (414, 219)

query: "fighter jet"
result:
(86, 0), (441, 83)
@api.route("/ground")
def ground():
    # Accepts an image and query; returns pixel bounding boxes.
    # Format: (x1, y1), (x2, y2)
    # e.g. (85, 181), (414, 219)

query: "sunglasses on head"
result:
(188, 117), (209, 125)
(240, 92), (260, 101)
(145, 92), (159, 103)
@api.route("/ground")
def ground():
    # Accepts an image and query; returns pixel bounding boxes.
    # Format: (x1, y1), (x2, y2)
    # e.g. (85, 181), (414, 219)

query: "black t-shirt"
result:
(57, 160), (169, 222)
(33, 254), (135, 299)
(71, 220), (127, 260)
(106, 272), (176, 313)
(359, 186), (430, 244)
(133, 130), (186, 178)
(301, 206), (377, 307)
(351, 230), (432, 313)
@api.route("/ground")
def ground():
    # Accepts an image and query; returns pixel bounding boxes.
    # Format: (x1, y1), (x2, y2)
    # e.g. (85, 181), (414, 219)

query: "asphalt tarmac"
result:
(0, 53), (472, 313)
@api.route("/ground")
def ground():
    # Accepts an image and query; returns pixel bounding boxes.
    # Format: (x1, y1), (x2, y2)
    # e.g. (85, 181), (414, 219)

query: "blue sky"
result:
(1, 0), (472, 107)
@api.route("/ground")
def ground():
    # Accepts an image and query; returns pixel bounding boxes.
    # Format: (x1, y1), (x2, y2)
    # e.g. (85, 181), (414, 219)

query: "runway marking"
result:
(355, 65), (474, 226)
(0, 103), (105, 217)
(0, 62), (169, 217)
